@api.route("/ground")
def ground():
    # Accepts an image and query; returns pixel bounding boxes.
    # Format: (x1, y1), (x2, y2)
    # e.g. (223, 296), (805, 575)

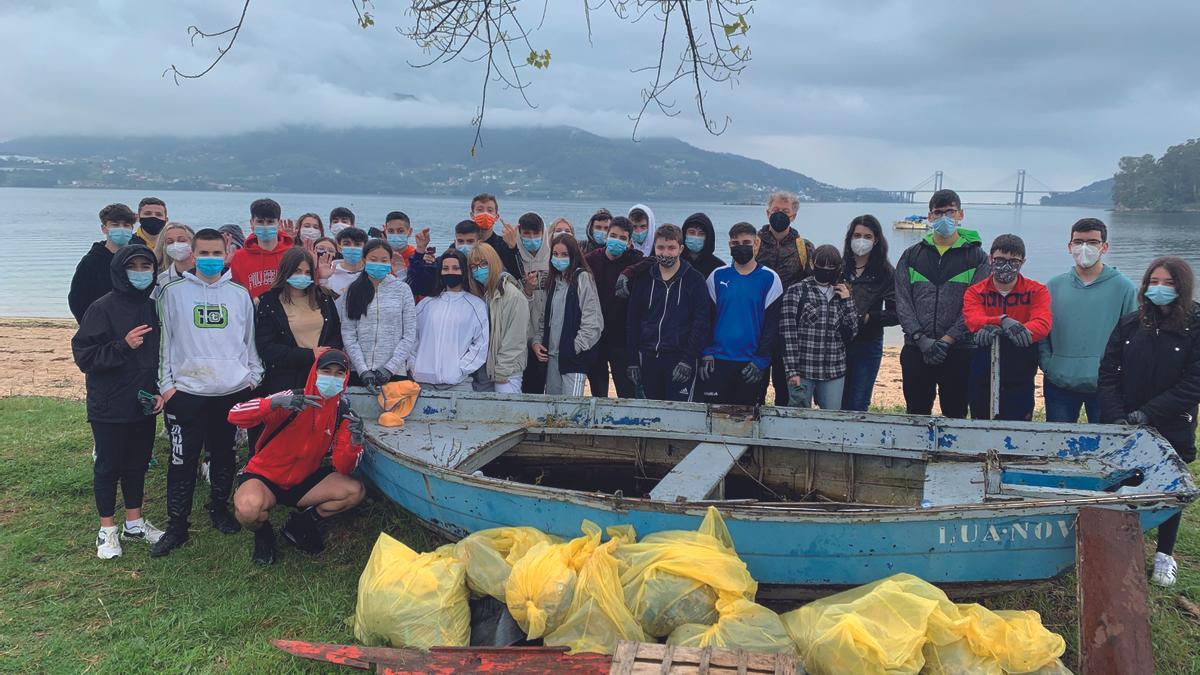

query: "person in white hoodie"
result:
(411, 250), (490, 391)
(336, 239), (418, 393)
(152, 228), (263, 557)
(323, 227), (369, 297)
(628, 204), (658, 257)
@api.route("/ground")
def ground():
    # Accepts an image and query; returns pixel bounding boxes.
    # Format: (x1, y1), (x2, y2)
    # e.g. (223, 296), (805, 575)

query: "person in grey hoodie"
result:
(1039, 218), (1137, 422)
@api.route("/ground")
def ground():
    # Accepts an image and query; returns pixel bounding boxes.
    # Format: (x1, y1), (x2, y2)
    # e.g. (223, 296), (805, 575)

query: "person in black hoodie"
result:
(626, 225), (712, 401)
(1099, 255), (1200, 588)
(583, 216), (643, 397)
(69, 203), (138, 323)
(681, 212), (726, 278)
(71, 244), (165, 559)
(840, 215), (898, 411)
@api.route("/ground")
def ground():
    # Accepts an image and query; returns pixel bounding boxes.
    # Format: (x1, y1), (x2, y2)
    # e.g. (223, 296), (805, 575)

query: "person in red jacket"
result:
(228, 349), (366, 565)
(963, 234), (1052, 420)
(230, 198), (296, 299)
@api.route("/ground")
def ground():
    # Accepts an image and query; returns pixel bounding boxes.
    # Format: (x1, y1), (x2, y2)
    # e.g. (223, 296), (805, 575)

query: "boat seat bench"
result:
(649, 442), (749, 502)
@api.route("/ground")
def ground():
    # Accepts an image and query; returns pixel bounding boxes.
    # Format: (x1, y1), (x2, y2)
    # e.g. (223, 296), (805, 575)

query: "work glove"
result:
(1001, 316), (1033, 348)
(741, 361), (764, 384)
(375, 367), (394, 383)
(359, 369), (381, 396)
(918, 336), (948, 365)
(974, 324), (1002, 347)
(614, 274), (632, 300)
(346, 409), (366, 445)
(269, 391), (323, 412)
(626, 365), (641, 386)
(699, 355), (716, 381)
(672, 362), (695, 384)
(1126, 410), (1149, 426)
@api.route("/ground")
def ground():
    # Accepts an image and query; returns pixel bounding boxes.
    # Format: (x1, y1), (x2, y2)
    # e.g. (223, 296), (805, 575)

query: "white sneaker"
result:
(96, 526), (122, 559)
(92, 444), (97, 462)
(121, 519), (165, 545)
(198, 460), (211, 483)
(1151, 552), (1178, 587)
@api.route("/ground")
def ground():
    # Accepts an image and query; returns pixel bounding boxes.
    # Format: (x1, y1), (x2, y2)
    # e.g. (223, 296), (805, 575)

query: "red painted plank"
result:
(1076, 507), (1153, 675)
(272, 640), (611, 674)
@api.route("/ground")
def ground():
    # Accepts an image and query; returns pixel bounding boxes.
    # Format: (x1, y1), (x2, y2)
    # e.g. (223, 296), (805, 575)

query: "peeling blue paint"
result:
(422, 406), (442, 415)
(1004, 436), (1017, 451)
(938, 433), (958, 448)
(600, 415), (663, 426)
(1057, 434), (1101, 458)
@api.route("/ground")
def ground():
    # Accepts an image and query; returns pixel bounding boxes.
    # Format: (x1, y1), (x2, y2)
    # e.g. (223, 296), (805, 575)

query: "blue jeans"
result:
(788, 377), (845, 410)
(1043, 380), (1100, 423)
(842, 337), (883, 411)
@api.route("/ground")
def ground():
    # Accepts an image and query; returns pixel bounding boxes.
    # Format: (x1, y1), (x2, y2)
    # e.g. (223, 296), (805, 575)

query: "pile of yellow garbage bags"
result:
(352, 507), (1069, 674)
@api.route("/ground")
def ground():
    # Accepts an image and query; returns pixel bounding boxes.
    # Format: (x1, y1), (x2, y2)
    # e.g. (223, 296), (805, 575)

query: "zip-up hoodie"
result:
(894, 228), (990, 348)
(680, 213), (726, 278)
(229, 232), (296, 299)
(1039, 264), (1138, 392)
(484, 273), (530, 381)
(68, 241), (116, 323)
(72, 245), (160, 423)
(335, 274), (417, 377)
(157, 269), (263, 396)
(628, 204), (658, 257)
(585, 246), (644, 349)
(411, 290), (490, 385)
(626, 259), (711, 362)
(228, 352), (362, 489)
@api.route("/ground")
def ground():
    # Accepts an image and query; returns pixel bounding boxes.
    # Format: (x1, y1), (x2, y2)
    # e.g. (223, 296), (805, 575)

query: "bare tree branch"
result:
(162, 0), (252, 84)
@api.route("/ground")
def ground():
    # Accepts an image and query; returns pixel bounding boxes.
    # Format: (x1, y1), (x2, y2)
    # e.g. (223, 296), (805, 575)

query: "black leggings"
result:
(1158, 512), (1182, 556)
(92, 418), (157, 519)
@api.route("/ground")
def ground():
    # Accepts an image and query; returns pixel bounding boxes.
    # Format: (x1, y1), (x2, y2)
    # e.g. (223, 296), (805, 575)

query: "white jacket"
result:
(411, 291), (489, 386)
(628, 203), (658, 257)
(323, 261), (362, 297)
(157, 270), (263, 396)
(335, 275), (417, 377)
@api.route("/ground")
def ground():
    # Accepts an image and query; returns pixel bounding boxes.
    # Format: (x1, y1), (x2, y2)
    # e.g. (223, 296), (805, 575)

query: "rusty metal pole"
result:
(1076, 507), (1153, 674)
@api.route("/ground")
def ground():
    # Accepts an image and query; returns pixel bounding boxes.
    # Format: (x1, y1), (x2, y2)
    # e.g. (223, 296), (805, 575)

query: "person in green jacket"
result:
(1039, 218), (1138, 423)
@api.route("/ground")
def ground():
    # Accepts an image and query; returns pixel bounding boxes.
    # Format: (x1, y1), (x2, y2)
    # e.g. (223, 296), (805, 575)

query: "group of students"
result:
(70, 189), (1198, 586)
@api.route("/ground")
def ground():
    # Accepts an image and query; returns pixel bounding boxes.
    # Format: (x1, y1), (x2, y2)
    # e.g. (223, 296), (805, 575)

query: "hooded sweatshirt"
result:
(680, 213), (726, 278)
(1039, 265), (1138, 393)
(325, 260), (364, 297)
(628, 204), (658, 257)
(484, 273), (530, 381)
(229, 232), (296, 299)
(68, 241), (117, 323)
(157, 269), (263, 396)
(335, 274), (417, 377)
(228, 354), (362, 488)
(411, 290), (490, 385)
(71, 245), (160, 423)
(584, 245), (644, 349)
(894, 228), (990, 349)
(626, 259), (711, 362)
(516, 227), (552, 296)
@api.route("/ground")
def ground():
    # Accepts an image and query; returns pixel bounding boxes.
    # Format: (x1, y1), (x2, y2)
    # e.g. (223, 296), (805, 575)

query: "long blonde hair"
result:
(155, 222), (194, 268)
(468, 243), (504, 298)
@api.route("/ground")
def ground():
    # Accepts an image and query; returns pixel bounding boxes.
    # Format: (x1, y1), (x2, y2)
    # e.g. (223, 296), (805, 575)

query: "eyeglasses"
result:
(931, 207), (959, 217)
(1070, 239), (1103, 247)
(991, 256), (1024, 267)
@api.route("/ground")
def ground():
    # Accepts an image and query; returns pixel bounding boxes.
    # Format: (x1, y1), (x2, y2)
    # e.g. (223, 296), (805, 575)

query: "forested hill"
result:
(1040, 177), (1113, 207)
(0, 126), (899, 203)
(1111, 138), (1200, 212)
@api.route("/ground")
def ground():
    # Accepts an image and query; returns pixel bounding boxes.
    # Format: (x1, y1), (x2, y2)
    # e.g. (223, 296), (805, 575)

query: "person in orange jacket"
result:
(963, 234), (1052, 420)
(228, 349), (366, 565)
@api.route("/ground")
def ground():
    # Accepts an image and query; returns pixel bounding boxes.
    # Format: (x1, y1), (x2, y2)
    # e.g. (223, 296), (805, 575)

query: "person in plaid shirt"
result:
(780, 245), (859, 409)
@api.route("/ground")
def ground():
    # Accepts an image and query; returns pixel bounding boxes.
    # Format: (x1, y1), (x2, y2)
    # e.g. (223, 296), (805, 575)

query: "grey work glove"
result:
(974, 324), (1002, 347)
(672, 362), (695, 384)
(741, 361), (764, 384)
(1000, 316), (1033, 348)
(614, 274), (632, 300)
(1126, 410), (1148, 426)
(375, 367), (394, 383)
(269, 391), (323, 412)
(359, 370), (381, 396)
(918, 336), (948, 365)
(626, 365), (641, 387)
(346, 409), (365, 445)
(699, 355), (716, 381)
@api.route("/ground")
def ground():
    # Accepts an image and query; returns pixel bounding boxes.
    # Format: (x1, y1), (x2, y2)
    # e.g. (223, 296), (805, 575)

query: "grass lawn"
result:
(1, 396), (1197, 673)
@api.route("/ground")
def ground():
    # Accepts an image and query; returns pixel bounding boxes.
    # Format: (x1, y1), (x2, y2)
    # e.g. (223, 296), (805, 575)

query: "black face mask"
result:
(139, 216), (166, 235)
(442, 273), (464, 289)
(730, 244), (754, 265)
(813, 266), (839, 285)
(768, 211), (791, 233)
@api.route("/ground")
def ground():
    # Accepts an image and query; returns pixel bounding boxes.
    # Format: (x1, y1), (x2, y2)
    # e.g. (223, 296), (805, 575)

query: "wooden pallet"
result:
(609, 641), (799, 675)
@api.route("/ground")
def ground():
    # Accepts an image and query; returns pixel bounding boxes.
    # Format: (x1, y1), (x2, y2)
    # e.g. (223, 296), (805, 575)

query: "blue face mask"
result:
(126, 269), (154, 290)
(107, 227), (133, 246)
(1145, 284), (1179, 306)
(551, 256), (570, 272)
(287, 274), (313, 290)
(605, 238), (628, 257)
(472, 266), (490, 284)
(632, 229), (648, 245)
(931, 215), (958, 237)
(521, 237), (542, 253)
(387, 234), (409, 250)
(254, 224), (278, 241)
(365, 261), (391, 280)
(314, 373), (344, 398)
(340, 246), (363, 265)
(685, 235), (705, 253)
(592, 229), (607, 246)
(195, 256), (225, 277)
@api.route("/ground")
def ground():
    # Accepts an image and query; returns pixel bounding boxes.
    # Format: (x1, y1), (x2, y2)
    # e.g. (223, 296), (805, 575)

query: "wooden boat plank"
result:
(922, 462), (986, 506)
(372, 421), (526, 469)
(650, 442), (749, 502)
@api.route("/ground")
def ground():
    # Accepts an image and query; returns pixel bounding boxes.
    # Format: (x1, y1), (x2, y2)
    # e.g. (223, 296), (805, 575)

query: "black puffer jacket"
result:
(680, 213), (726, 279)
(68, 241), (115, 323)
(255, 287), (343, 396)
(843, 264), (898, 343)
(1098, 303), (1200, 460)
(71, 245), (160, 423)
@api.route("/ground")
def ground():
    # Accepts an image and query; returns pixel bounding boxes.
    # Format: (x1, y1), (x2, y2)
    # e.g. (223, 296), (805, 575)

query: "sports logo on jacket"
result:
(193, 304), (229, 329)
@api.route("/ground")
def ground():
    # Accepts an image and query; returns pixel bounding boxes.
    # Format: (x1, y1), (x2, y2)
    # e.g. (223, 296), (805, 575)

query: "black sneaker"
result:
(150, 528), (189, 557)
(281, 511), (324, 555)
(252, 524), (277, 565)
(208, 505), (242, 534)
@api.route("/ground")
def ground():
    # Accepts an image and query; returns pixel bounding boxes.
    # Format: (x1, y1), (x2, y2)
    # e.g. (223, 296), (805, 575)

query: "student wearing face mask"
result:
(152, 222), (195, 299)
(514, 213), (552, 394)
(680, 212), (726, 278)
(295, 213), (325, 248)
(530, 235), (604, 396)
(757, 192), (816, 407)
(324, 227), (370, 297)
(963, 235), (1052, 421)
(1039, 218), (1138, 423)
(468, 244), (529, 394)
(582, 209), (613, 255)
(70, 203), (138, 323)
(627, 205), (657, 257)
(470, 193), (524, 279)
(840, 216), (897, 411)
(72, 244), (166, 559)
(1099, 256), (1200, 587)
(131, 197), (169, 249)
(894, 189), (990, 418)
(382, 211), (430, 287)
(328, 207), (356, 237)
(584, 216), (644, 398)
(231, 198), (295, 300)
(779, 245), (858, 409)
(411, 250), (490, 392)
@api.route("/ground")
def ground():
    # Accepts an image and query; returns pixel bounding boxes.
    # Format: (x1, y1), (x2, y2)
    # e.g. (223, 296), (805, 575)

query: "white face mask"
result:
(300, 226), (321, 241)
(1071, 242), (1102, 269)
(330, 222), (348, 235)
(850, 238), (874, 257)
(166, 242), (192, 261)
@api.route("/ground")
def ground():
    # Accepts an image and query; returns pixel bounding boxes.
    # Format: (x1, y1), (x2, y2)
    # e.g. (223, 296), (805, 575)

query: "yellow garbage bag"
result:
(668, 596), (796, 655)
(453, 527), (561, 600)
(922, 639), (1003, 675)
(544, 525), (646, 654)
(955, 605), (1066, 673)
(618, 506), (758, 637)
(505, 521), (602, 639)
(352, 534), (469, 649)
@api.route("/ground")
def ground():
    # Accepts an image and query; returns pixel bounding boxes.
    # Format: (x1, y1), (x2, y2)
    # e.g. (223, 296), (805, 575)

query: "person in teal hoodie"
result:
(1038, 218), (1137, 423)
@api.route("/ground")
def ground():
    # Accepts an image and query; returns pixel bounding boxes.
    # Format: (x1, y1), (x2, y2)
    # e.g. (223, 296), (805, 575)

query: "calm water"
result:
(6, 187), (1193, 322)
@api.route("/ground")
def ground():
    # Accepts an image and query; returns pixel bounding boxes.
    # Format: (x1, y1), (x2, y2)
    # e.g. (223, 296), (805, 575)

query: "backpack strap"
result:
(256, 388), (304, 452)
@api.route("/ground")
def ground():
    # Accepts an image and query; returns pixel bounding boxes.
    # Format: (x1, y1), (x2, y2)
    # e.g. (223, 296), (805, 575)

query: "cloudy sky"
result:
(3, 1), (1198, 192)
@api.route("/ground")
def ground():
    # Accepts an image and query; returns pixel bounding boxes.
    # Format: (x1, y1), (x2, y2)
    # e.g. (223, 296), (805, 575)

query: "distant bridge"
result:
(881, 170), (1066, 206)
